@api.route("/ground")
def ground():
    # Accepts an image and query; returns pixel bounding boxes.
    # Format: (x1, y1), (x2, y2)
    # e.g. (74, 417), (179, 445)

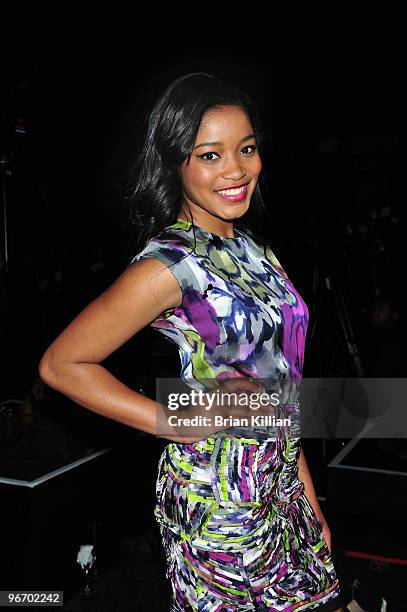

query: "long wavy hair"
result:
(117, 72), (274, 262)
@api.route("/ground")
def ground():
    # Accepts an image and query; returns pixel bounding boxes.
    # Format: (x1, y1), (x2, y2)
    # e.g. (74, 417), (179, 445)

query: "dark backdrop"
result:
(1, 39), (406, 425)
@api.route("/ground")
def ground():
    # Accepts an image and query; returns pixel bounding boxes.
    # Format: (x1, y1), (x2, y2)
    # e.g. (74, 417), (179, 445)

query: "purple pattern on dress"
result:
(280, 279), (308, 385)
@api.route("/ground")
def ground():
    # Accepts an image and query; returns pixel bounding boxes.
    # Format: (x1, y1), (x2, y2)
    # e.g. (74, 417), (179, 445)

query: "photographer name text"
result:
(167, 415), (291, 427)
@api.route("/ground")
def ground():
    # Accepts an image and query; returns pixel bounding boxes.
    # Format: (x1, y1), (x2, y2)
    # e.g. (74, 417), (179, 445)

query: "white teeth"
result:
(218, 185), (246, 196)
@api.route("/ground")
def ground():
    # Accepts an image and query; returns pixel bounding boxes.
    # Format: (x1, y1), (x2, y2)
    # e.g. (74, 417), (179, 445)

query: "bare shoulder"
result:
(119, 257), (183, 311)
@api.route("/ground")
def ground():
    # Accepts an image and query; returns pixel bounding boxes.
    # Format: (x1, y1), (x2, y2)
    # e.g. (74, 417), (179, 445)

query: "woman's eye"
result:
(241, 145), (257, 155)
(198, 145), (256, 161)
(199, 152), (219, 161)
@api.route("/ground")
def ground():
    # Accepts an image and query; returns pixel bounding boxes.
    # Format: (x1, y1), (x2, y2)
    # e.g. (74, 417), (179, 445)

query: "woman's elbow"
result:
(38, 349), (61, 388)
(38, 354), (52, 386)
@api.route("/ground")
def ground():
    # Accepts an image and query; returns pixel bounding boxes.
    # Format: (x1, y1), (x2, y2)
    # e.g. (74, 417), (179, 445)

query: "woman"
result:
(39, 72), (344, 610)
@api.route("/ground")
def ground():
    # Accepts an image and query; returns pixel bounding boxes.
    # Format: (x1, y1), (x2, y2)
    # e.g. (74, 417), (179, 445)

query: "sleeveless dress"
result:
(129, 218), (343, 611)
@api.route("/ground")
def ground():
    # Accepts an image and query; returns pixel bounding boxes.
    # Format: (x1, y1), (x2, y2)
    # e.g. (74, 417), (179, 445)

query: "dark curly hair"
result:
(117, 72), (274, 262)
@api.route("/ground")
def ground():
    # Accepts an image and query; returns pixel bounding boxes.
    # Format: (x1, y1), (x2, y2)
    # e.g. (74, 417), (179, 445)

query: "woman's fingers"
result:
(217, 377), (263, 395)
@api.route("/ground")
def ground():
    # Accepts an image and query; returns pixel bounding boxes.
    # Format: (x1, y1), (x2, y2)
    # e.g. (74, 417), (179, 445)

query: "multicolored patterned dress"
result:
(130, 218), (343, 611)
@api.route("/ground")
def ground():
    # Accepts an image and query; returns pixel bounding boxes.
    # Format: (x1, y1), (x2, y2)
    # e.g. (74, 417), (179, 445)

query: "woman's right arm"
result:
(38, 258), (186, 441)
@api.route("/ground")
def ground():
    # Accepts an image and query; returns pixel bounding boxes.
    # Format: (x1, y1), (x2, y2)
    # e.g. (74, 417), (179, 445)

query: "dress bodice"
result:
(130, 218), (308, 387)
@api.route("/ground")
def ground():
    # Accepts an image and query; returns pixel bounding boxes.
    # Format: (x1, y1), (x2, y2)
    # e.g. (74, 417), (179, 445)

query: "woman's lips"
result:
(215, 183), (249, 202)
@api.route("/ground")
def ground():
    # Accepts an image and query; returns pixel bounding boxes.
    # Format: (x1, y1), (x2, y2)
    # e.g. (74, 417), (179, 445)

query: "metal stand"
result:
(0, 154), (11, 274)
(0, 155), (12, 338)
(307, 263), (364, 466)
(308, 264), (364, 378)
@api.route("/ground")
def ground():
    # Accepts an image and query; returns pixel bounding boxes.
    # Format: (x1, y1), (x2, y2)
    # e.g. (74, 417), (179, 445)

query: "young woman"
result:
(39, 72), (344, 610)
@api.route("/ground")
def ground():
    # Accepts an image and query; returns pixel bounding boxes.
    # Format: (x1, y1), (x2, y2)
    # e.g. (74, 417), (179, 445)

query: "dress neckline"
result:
(172, 218), (245, 242)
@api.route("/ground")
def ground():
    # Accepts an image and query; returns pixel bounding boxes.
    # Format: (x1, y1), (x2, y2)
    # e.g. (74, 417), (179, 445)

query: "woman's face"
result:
(179, 105), (262, 225)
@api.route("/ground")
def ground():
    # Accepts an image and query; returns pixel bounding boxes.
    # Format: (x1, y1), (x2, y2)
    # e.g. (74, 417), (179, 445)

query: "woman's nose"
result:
(222, 156), (247, 180)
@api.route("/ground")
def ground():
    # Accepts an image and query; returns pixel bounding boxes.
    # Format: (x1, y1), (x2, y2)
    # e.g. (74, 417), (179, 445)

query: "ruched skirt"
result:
(154, 431), (343, 611)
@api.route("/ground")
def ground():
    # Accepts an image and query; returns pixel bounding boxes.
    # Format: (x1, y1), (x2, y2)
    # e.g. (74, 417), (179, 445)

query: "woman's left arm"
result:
(298, 446), (332, 552)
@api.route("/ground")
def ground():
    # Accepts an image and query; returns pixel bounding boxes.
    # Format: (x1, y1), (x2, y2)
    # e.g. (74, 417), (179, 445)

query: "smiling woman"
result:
(39, 72), (344, 611)
(178, 105), (262, 234)
(116, 71), (273, 258)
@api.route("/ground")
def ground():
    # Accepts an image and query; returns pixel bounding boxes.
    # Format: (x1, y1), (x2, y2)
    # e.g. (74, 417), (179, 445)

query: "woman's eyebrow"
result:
(193, 133), (255, 150)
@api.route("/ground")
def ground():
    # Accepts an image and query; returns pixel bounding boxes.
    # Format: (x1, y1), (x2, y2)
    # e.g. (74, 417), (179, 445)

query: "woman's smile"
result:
(215, 181), (251, 202)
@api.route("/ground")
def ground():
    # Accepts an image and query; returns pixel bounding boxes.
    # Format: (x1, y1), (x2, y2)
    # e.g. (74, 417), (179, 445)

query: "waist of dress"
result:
(259, 377), (300, 405)
(182, 375), (301, 403)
